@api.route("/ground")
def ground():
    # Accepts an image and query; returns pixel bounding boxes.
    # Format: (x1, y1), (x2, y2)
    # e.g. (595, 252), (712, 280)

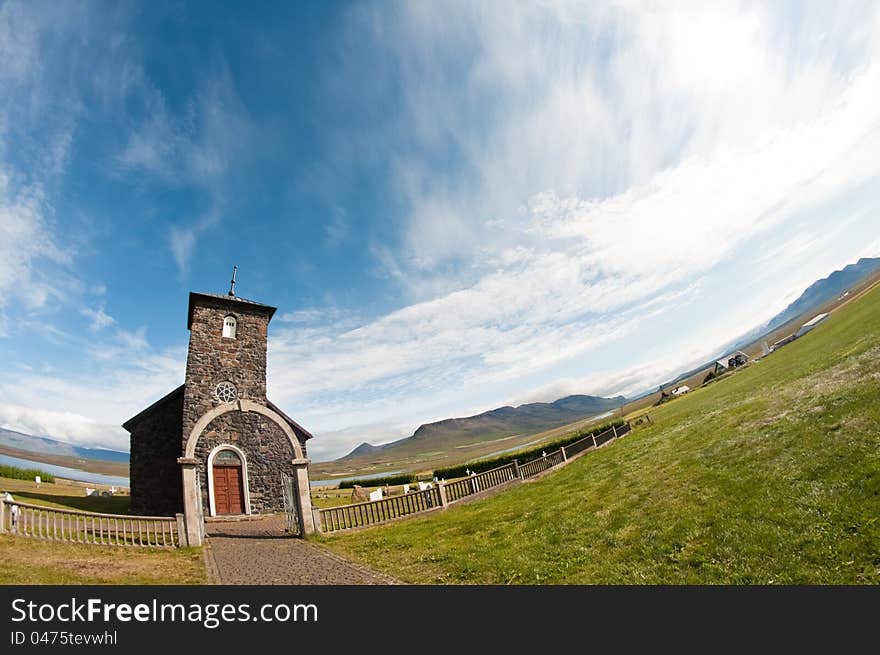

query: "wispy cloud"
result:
(3, 1), (879, 463)
(0, 334), (186, 450)
(115, 62), (257, 275)
(263, 1), (880, 458)
(80, 305), (116, 332)
(0, 1), (110, 329)
(324, 206), (349, 247)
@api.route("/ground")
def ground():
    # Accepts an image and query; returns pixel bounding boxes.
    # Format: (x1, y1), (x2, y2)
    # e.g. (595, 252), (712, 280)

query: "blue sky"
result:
(1, 1), (879, 461)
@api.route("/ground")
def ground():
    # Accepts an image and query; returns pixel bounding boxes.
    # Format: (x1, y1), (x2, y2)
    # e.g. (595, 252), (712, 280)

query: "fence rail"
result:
(564, 433), (596, 457)
(1, 499), (182, 548)
(519, 449), (565, 479)
(318, 487), (441, 533)
(316, 421), (632, 534)
(444, 463), (517, 503)
(594, 428), (616, 447)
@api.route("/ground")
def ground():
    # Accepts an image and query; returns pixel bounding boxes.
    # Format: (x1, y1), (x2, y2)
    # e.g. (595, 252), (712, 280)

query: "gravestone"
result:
(369, 489), (383, 502)
(350, 485), (368, 503)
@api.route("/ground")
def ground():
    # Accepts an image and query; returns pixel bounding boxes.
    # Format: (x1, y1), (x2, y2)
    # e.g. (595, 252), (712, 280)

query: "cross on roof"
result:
(229, 265), (237, 297)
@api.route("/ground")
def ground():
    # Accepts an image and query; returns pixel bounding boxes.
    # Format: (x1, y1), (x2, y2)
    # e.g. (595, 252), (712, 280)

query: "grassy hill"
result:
(319, 280), (880, 584)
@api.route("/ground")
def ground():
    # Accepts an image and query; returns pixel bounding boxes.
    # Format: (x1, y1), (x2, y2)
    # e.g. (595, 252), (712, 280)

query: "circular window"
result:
(215, 381), (238, 403)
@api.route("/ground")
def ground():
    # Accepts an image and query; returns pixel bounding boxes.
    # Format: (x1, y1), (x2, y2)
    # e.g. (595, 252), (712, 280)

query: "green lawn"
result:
(0, 477), (130, 514)
(1, 477), (204, 585)
(319, 283), (880, 584)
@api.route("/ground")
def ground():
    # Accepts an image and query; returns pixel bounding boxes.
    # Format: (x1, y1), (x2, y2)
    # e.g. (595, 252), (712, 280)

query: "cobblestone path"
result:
(205, 515), (399, 585)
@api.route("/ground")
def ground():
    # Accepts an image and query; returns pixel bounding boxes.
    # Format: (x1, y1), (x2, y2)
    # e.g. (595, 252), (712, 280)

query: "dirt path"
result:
(204, 516), (399, 585)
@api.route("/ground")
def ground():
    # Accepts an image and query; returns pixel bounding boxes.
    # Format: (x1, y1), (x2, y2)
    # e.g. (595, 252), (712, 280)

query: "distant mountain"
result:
(651, 257), (880, 396)
(0, 427), (129, 463)
(339, 394), (625, 461)
(765, 257), (880, 334)
(344, 442), (385, 458)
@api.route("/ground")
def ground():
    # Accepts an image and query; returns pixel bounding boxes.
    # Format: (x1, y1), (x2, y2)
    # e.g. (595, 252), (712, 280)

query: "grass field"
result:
(319, 282), (880, 584)
(0, 477), (130, 514)
(1, 477), (204, 584)
(0, 536), (206, 584)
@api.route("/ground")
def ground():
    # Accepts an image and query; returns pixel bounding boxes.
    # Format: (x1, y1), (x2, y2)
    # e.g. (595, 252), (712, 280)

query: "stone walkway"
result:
(204, 515), (399, 585)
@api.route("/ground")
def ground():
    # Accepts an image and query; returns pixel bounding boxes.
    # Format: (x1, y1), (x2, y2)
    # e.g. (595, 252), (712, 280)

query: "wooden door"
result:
(212, 451), (244, 515)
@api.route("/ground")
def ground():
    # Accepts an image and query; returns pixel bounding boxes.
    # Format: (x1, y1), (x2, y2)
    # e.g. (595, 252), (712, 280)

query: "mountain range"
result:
(0, 427), (129, 463)
(653, 256), (880, 394)
(764, 257), (880, 333)
(339, 394), (625, 461)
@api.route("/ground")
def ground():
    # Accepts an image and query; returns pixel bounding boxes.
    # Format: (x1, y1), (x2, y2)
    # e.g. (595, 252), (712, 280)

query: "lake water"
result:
(310, 470), (404, 488)
(0, 453), (130, 488)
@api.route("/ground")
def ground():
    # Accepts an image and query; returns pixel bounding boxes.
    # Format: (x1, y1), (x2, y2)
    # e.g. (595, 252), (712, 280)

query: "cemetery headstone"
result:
(350, 485), (369, 503)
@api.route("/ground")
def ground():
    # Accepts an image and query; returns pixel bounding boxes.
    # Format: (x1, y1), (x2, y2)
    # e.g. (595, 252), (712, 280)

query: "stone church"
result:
(123, 280), (315, 544)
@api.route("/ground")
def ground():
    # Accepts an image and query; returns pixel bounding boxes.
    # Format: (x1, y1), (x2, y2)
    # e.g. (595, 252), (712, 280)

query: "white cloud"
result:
(0, 403), (129, 451)
(266, 1), (880, 459)
(0, 175), (70, 327)
(4, 1), (880, 464)
(168, 225), (197, 276)
(0, 341), (186, 451)
(80, 306), (116, 332)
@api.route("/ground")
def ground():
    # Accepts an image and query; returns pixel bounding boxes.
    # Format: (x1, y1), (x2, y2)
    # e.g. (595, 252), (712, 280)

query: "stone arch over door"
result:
(184, 399), (305, 460)
(178, 399), (314, 545)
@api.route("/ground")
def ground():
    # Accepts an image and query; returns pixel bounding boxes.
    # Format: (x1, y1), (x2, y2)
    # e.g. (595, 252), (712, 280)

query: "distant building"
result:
(671, 385), (690, 396)
(795, 313), (829, 338)
(714, 351), (749, 376)
(770, 334), (797, 352)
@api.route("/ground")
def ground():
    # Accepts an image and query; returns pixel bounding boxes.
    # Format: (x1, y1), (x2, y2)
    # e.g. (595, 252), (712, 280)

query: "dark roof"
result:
(187, 292), (277, 329)
(267, 399), (314, 441)
(122, 384), (185, 431)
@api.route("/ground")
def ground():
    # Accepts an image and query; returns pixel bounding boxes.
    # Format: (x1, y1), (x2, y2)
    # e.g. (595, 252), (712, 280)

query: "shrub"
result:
(433, 420), (627, 479)
(338, 473), (417, 489)
(0, 464), (55, 483)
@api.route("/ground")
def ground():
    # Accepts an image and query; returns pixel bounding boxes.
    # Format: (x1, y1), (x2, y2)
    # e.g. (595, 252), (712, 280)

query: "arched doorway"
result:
(207, 444), (251, 516)
(179, 400), (316, 545)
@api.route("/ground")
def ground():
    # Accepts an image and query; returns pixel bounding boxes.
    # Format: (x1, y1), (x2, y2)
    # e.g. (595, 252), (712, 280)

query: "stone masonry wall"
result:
(181, 298), (272, 453)
(181, 295), (307, 515)
(195, 411), (295, 514)
(128, 390), (184, 516)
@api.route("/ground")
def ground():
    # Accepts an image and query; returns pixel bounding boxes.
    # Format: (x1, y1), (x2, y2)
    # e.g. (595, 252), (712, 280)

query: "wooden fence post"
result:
(612, 425), (618, 439)
(560, 446), (567, 461)
(591, 433), (597, 448)
(512, 459), (521, 479)
(175, 514), (186, 547)
(312, 508), (324, 534)
(437, 481), (449, 508)
(0, 500), (5, 534)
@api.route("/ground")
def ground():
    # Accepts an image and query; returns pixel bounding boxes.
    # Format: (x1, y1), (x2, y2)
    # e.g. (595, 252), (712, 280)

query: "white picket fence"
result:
(0, 498), (184, 548)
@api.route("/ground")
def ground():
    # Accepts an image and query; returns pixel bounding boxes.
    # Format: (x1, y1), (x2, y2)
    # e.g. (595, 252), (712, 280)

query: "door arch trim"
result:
(207, 443), (251, 517)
